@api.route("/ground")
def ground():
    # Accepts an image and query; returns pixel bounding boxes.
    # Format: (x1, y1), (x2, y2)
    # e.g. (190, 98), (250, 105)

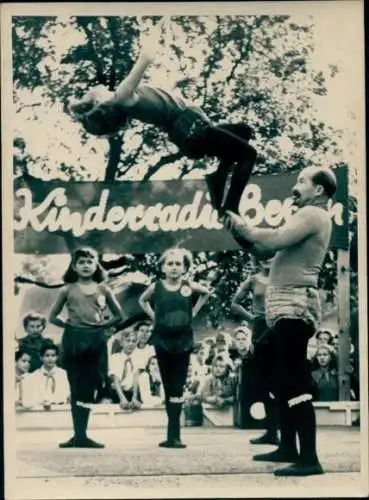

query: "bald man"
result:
(225, 166), (337, 477)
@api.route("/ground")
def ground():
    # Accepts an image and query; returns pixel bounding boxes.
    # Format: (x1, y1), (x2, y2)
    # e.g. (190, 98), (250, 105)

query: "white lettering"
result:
(159, 204), (181, 231)
(177, 191), (203, 230)
(105, 206), (126, 232)
(327, 200), (344, 226)
(127, 205), (145, 231)
(84, 190), (110, 231)
(264, 199), (283, 227)
(240, 184), (264, 227)
(56, 207), (84, 236)
(144, 204), (163, 232)
(13, 185), (345, 240)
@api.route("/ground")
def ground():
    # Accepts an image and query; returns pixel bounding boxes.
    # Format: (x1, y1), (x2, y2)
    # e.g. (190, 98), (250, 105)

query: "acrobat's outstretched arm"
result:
(115, 18), (167, 104)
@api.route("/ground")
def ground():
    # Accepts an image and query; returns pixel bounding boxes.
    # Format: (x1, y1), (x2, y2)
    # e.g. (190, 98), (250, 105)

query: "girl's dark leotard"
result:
(149, 279), (194, 353)
(122, 86), (188, 128)
(116, 86), (212, 158)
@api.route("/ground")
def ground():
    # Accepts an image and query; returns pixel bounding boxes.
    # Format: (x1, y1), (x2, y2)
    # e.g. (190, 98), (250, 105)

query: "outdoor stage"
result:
(13, 426), (362, 499)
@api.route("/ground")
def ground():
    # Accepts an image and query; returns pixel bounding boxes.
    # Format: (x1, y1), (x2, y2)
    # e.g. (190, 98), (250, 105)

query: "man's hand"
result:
(225, 211), (248, 233)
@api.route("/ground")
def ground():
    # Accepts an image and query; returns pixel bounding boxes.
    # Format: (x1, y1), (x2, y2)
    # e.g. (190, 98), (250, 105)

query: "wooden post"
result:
(337, 249), (351, 400)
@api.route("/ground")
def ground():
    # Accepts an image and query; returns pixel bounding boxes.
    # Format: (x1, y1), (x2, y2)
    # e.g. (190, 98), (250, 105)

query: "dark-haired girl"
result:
(49, 247), (123, 448)
(66, 19), (256, 217)
(15, 350), (31, 408)
(138, 355), (165, 406)
(139, 248), (210, 448)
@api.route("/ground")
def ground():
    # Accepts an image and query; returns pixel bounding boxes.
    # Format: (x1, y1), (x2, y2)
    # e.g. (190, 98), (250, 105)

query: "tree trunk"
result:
(105, 136), (124, 181)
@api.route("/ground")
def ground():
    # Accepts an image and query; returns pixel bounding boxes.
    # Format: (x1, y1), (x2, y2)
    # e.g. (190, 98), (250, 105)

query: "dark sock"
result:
(75, 404), (90, 441)
(278, 402), (298, 454)
(222, 148), (257, 213)
(290, 401), (320, 465)
(170, 402), (183, 442)
(265, 397), (278, 437)
(166, 401), (175, 442)
(70, 402), (78, 438)
(206, 161), (232, 210)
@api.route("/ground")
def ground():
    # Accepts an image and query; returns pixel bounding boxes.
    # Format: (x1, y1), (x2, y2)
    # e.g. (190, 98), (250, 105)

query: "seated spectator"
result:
(22, 343), (70, 409)
(331, 334), (340, 352)
(18, 312), (53, 373)
(184, 362), (202, 397)
(134, 320), (155, 372)
(191, 342), (211, 380)
(183, 362), (203, 426)
(201, 354), (236, 409)
(311, 345), (339, 401)
(107, 326), (124, 358)
(315, 329), (334, 347)
(229, 326), (253, 364)
(138, 355), (164, 407)
(214, 332), (228, 356)
(203, 337), (216, 366)
(109, 328), (141, 410)
(15, 350), (31, 408)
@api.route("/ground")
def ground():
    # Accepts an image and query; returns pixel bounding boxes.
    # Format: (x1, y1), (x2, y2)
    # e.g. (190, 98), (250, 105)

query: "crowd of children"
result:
(15, 310), (356, 409)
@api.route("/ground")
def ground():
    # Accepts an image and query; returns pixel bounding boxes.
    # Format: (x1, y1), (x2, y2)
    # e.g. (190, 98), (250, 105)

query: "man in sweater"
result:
(225, 166), (337, 477)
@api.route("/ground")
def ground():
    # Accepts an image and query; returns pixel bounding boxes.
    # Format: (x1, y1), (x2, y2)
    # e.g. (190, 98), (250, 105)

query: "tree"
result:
(13, 14), (347, 182)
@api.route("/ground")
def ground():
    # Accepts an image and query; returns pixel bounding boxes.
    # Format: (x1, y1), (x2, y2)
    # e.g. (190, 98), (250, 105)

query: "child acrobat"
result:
(66, 18), (257, 217)
(49, 247), (124, 448)
(138, 247), (210, 448)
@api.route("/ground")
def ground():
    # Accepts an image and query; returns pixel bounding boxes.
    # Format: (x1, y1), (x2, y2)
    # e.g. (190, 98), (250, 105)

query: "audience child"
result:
(203, 337), (216, 367)
(134, 320), (155, 372)
(311, 345), (339, 401)
(18, 312), (53, 373)
(49, 246), (124, 448)
(315, 329), (334, 347)
(109, 329), (142, 410)
(106, 326), (122, 356)
(22, 343), (69, 409)
(201, 354), (236, 409)
(15, 350), (31, 408)
(183, 362), (203, 426)
(138, 355), (165, 407)
(331, 334), (340, 352)
(214, 332), (228, 356)
(229, 326), (253, 364)
(190, 342), (211, 380)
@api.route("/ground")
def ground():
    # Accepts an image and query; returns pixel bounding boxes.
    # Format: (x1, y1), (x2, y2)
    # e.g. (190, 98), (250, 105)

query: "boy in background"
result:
(135, 320), (155, 372)
(22, 343), (70, 409)
(109, 329), (142, 410)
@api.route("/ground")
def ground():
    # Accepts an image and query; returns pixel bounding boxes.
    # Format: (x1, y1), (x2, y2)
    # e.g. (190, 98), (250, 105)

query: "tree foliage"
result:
(13, 14), (347, 181)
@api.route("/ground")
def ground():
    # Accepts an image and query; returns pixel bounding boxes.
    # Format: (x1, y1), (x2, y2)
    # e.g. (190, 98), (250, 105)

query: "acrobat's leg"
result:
(205, 159), (233, 211)
(202, 124), (256, 215)
(221, 146), (257, 214)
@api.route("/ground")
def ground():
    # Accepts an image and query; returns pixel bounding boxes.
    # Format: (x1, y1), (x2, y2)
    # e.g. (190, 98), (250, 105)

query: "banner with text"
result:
(14, 167), (349, 254)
